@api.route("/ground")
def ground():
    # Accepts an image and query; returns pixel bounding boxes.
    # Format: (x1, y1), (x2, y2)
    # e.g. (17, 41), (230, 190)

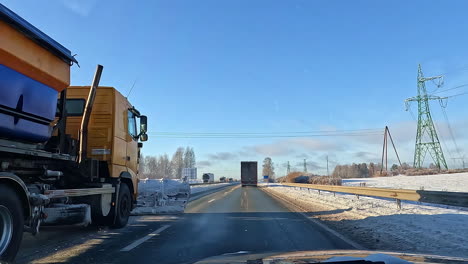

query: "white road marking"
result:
(120, 225), (170, 252)
(208, 198), (216, 203)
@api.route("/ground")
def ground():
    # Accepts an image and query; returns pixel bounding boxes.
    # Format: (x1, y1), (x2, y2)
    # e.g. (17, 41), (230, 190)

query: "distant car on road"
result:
(202, 173), (215, 183)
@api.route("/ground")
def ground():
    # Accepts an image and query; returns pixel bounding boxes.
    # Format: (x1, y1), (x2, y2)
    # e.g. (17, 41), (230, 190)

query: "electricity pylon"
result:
(405, 64), (448, 170)
(286, 161), (291, 175)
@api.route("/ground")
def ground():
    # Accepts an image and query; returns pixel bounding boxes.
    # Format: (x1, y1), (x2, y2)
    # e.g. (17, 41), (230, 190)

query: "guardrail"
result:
(278, 183), (468, 208)
(189, 182), (235, 186)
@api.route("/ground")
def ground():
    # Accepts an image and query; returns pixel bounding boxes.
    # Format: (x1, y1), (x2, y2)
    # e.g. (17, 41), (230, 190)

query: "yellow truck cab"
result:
(65, 86), (144, 200)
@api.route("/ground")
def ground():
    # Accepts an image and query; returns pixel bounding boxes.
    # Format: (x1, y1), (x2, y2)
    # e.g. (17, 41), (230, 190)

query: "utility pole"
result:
(380, 126), (402, 174)
(405, 64), (448, 170)
(303, 159), (307, 173)
(326, 155), (329, 176)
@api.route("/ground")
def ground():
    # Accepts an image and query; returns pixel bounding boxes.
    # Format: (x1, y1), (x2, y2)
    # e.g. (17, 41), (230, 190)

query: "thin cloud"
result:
(208, 152), (237, 161)
(244, 138), (341, 157)
(60, 0), (97, 16)
(295, 153), (310, 159)
(197, 161), (212, 168)
(354, 151), (374, 159)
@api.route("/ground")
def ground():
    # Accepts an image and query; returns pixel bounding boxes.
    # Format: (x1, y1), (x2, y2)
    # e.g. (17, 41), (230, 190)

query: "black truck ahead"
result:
(241, 161), (258, 187)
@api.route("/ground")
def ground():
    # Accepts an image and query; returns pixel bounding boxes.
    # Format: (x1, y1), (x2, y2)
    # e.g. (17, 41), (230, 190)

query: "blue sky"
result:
(5, 0), (468, 179)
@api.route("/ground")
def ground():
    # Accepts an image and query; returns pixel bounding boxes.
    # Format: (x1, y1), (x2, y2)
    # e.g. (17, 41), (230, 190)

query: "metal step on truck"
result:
(0, 4), (148, 261)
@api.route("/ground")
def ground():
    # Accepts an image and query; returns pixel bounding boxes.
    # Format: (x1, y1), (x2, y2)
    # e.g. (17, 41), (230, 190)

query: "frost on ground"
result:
(342, 172), (468, 192)
(262, 183), (468, 258)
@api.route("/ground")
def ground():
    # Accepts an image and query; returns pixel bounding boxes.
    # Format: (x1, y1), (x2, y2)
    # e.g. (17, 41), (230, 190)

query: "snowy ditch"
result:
(261, 182), (468, 258)
(131, 179), (231, 215)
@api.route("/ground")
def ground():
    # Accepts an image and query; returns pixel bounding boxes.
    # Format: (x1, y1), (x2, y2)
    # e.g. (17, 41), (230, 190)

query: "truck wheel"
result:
(0, 185), (24, 262)
(112, 184), (131, 228)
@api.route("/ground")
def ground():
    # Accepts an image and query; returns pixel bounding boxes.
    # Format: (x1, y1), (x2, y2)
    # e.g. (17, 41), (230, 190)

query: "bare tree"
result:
(183, 147), (196, 168)
(146, 156), (158, 179)
(171, 147), (185, 179)
(159, 154), (172, 178)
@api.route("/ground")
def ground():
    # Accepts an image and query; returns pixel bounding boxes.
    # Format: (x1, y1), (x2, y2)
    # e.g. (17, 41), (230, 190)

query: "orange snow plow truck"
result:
(0, 4), (148, 261)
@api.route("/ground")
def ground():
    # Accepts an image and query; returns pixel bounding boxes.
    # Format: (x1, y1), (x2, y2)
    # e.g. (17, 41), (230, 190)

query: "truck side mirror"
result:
(140, 115), (147, 133)
(140, 133), (148, 142)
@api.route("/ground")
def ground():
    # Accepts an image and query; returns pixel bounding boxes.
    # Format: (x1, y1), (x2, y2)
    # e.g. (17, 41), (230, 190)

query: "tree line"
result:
(332, 162), (412, 178)
(139, 147), (196, 179)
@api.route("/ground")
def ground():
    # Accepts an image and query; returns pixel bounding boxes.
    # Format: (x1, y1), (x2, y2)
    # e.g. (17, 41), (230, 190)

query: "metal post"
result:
(381, 127), (387, 174)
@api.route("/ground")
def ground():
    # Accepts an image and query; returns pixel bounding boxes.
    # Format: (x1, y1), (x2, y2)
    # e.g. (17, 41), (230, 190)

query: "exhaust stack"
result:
(78, 65), (103, 163)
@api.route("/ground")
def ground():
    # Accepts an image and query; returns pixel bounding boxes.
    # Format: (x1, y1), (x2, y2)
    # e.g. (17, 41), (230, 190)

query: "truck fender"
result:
(119, 171), (135, 202)
(0, 172), (31, 219)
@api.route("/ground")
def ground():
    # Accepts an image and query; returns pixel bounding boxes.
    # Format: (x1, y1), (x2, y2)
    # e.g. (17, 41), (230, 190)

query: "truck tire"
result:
(111, 184), (131, 228)
(0, 185), (24, 262)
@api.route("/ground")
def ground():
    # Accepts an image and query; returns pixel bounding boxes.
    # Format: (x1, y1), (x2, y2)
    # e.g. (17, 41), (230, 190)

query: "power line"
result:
(149, 133), (383, 139)
(431, 83), (468, 95)
(153, 128), (382, 135)
(149, 128), (384, 138)
(447, 91), (468, 98)
(441, 106), (463, 166)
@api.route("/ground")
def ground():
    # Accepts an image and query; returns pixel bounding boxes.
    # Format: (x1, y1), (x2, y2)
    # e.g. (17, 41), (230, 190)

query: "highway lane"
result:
(16, 185), (354, 264)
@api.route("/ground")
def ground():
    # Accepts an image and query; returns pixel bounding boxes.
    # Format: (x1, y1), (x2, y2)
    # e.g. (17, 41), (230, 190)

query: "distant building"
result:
(182, 168), (197, 180)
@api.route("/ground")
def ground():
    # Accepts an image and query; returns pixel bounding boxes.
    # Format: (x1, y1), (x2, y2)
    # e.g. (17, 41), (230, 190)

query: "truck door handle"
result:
(126, 156), (131, 161)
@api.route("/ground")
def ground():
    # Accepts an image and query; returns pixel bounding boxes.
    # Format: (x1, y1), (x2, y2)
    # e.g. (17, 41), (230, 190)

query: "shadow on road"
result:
(17, 211), (468, 263)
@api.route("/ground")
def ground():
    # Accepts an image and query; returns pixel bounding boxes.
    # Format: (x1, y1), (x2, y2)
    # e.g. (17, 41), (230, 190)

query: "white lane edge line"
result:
(208, 198), (216, 203)
(120, 225), (171, 252)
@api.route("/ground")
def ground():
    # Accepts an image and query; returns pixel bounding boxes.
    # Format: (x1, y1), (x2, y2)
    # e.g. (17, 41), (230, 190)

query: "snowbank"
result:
(132, 179), (190, 215)
(132, 180), (231, 215)
(262, 183), (468, 258)
(342, 172), (468, 192)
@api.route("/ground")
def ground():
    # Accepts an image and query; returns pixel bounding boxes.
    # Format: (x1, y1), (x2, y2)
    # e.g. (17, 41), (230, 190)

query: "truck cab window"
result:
(127, 110), (137, 138)
(66, 99), (85, 116)
(56, 99), (85, 116)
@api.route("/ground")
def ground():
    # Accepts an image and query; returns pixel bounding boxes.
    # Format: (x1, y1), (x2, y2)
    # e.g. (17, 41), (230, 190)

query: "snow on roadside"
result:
(132, 180), (231, 215)
(263, 183), (468, 258)
(342, 172), (468, 192)
(132, 179), (190, 215)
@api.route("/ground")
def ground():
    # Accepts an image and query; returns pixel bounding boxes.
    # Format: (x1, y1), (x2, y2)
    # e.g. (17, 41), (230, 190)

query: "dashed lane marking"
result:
(120, 225), (171, 252)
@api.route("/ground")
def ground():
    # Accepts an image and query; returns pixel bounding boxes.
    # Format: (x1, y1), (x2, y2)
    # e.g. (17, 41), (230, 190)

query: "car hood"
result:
(194, 250), (468, 264)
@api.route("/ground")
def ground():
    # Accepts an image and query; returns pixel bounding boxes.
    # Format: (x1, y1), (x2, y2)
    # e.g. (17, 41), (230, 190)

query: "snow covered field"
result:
(262, 183), (468, 258)
(342, 172), (468, 192)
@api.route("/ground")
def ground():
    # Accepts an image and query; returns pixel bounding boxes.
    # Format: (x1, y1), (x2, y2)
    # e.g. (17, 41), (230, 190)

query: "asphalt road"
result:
(16, 185), (353, 264)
